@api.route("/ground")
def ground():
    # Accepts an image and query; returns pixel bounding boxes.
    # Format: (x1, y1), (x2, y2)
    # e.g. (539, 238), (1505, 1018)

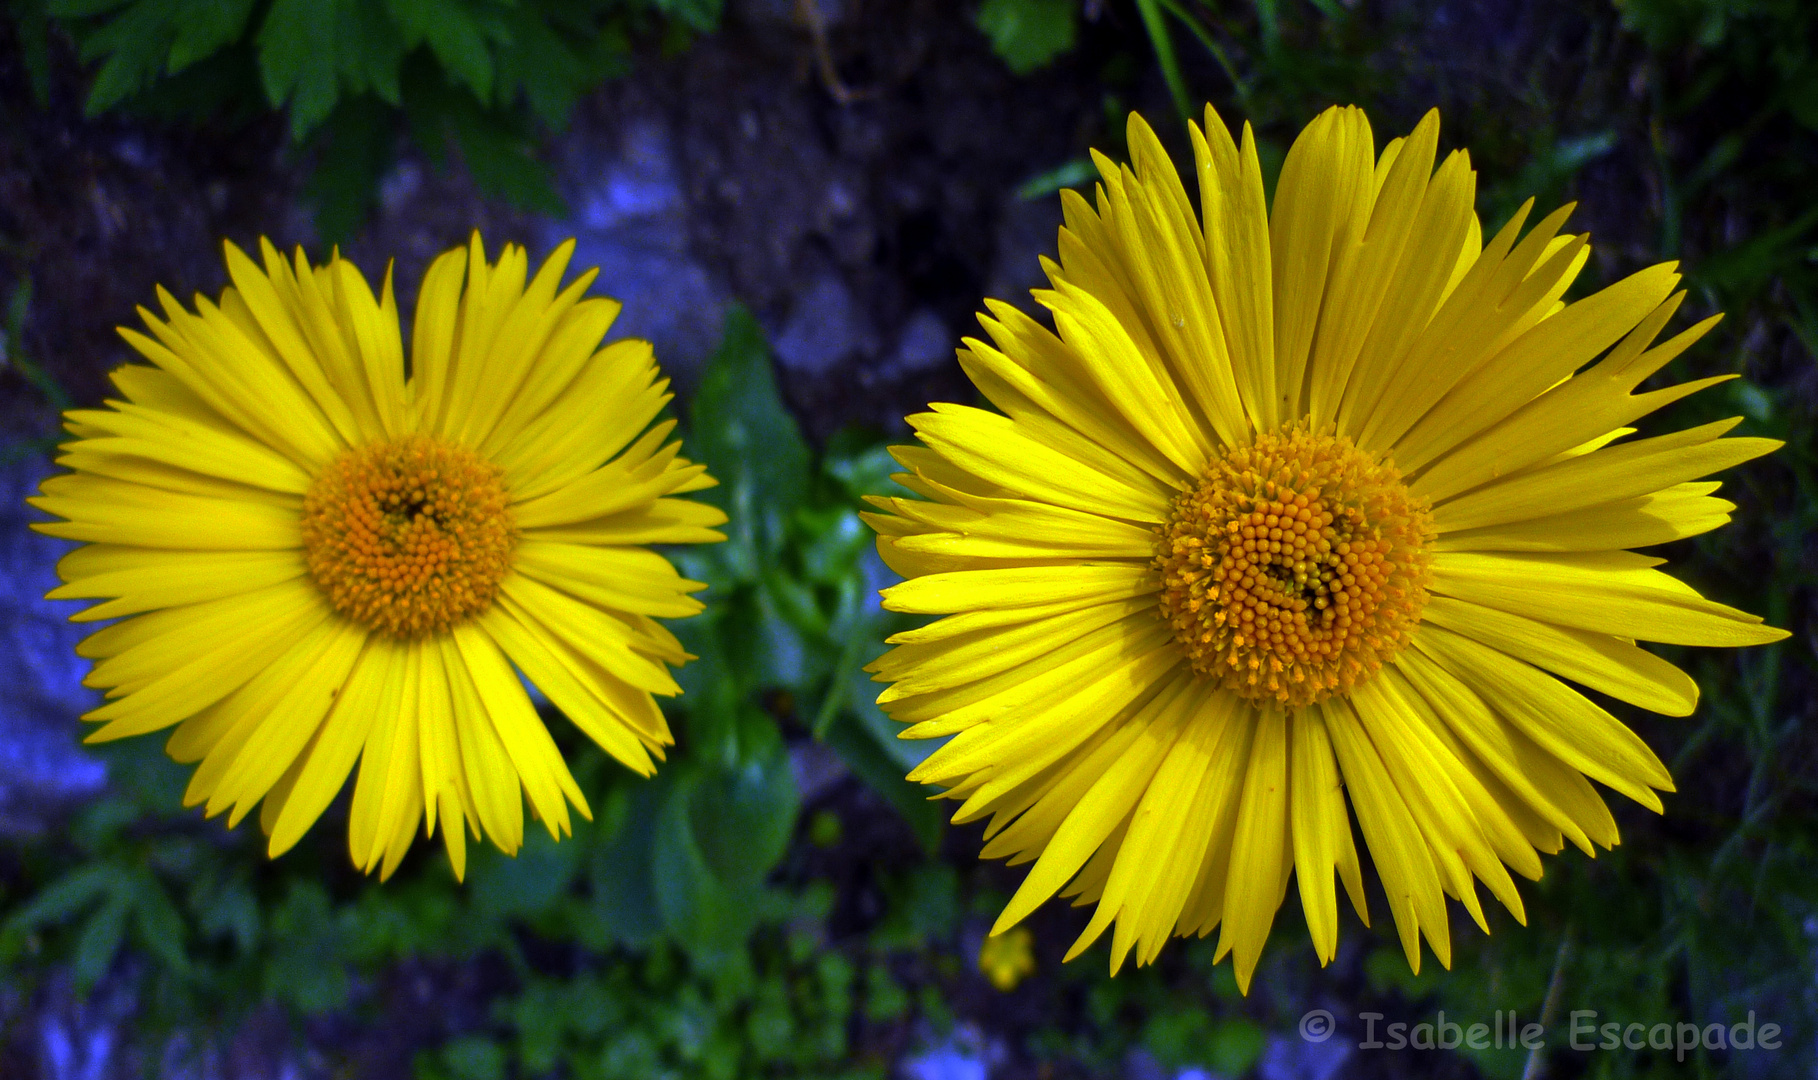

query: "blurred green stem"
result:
(1132, 0), (1193, 123)
(1153, 0), (1253, 116)
(4, 277), (71, 412)
(1522, 924), (1573, 1080)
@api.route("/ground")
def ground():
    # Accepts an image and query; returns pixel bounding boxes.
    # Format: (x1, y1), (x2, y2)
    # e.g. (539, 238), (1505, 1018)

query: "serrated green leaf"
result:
(165, 0), (256, 72)
(257, 0), (342, 137)
(194, 875), (261, 954)
(492, 5), (591, 129)
(304, 93), (396, 244)
(262, 880), (351, 1014)
(975, 0), (1077, 76)
(343, 0), (406, 104)
(386, 0), (496, 101)
(78, 0), (177, 114)
(444, 96), (563, 212)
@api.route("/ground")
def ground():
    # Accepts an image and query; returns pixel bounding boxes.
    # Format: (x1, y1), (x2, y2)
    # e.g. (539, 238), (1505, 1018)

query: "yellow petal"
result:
(1421, 594), (1698, 716)
(1269, 105), (1375, 425)
(1432, 550), (1789, 647)
(1218, 708), (1291, 992)
(1412, 624), (1672, 810)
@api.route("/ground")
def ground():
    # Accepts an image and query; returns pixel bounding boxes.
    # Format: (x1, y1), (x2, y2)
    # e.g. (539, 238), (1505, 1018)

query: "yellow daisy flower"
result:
(32, 234), (724, 880)
(863, 105), (1787, 991)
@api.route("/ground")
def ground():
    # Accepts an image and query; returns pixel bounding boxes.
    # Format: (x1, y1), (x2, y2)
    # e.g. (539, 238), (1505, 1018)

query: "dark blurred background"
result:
(0, 0), (1812, 1076)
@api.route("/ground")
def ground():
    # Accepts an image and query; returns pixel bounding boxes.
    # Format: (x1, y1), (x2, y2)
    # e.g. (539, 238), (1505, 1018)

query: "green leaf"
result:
(2, 864), (117, 939)
(690, 307), (812, 573)
(257, 0), (342, 136)
(194, 875), (261, 954)
(975, 0), (1077, 75)
(870, 864), (960, 949)
(45, 0), (132, 15)
(263, 880), (351, 1014)
(13, 0), (54, 104)
(468, 822), (583, 919)
(443, 91), (564, 212)
(492, 6), (593, 129)
(1133, 0), (1191, 122)
(127, 872), (190, 976)
(652, 0), (721, 34)
(687, 750), (799, 894)
(386, 0), (497, 101)
(585, 779), (668, 949)
(72, 893), (128, 991)
(78, 0), (178, 115)
(1207, 1018), (1266, 1076)
(651, 771), (750, 956)
(795, 506), (871, 588)
(166, 0), (256, 73)
(304, 94), (398, 245)
(1016, 158), (1096, 201)
(651, 752), (797, 957)
(822, 704), (944, 854)
(425, 1035), (507, 1080)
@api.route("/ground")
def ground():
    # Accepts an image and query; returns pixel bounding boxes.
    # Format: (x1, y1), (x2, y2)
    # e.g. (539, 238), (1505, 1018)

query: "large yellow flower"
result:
(863, 106), (1786, 991)
(32, 234), (724, 879)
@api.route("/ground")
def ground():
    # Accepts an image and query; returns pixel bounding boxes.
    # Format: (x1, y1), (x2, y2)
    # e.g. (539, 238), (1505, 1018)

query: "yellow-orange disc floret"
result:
(1156, 423), (1434, 706)
(302, 433), (515, 637)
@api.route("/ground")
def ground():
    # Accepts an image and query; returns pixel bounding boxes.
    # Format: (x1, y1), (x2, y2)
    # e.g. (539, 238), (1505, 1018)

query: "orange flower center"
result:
(301, 434), (515, 637)
(1155, 423), (1433, 707)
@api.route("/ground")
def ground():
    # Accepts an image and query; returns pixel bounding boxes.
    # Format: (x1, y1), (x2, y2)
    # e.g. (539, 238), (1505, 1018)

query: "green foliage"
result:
(484, 933), (875, 1080)
(975, 0), (1078, 76)
(673, 307), (944, 852)
(22, 0), (709, 238)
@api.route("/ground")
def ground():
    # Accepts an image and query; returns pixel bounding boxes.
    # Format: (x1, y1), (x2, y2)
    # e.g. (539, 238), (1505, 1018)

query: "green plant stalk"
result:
(5, 279), (70, 411)
(1132, 0), (1192, 124)
(1153, 0), (1252, 117)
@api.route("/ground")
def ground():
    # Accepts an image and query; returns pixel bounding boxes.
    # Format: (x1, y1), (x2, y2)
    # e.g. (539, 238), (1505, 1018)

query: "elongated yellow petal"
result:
(1433, 550), (1788, 647)
(1323, 696), (1450, 972)
(1219, 709), (1291, 991)
(1191, 107), (1273, 434)
(1422, 594), (1697, 715)
(1434, 481), (1734, 552)
(1289, 706), (1348, 963)
(1431, 420), (1776, 534)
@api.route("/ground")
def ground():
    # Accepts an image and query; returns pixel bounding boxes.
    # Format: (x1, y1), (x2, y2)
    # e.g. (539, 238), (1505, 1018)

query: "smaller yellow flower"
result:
(35, 234), (725, 879)
(979, 925), (1037, 991)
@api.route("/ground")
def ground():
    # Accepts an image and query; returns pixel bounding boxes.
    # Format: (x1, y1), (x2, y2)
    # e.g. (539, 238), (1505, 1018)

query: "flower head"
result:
(33, 234), (724, 879)
(863, 106), (1786, 991)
